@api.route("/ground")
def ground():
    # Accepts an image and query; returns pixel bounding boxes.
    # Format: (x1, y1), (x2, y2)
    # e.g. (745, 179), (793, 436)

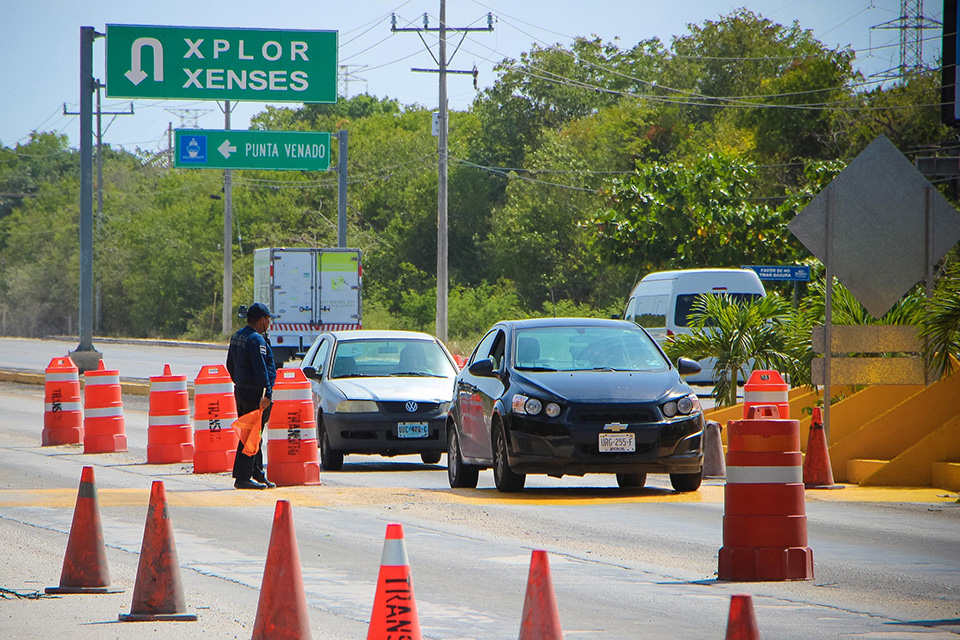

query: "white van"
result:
(623, 268), (766, 384)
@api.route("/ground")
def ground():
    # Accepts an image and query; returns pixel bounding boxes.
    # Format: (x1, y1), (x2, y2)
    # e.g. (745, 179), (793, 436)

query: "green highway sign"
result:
(175, 129), (331, 171)
(106, 24), (337, 103)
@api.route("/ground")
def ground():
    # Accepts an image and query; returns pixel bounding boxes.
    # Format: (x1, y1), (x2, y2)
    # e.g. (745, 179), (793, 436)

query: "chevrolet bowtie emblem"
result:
(604, 422), (628, 432)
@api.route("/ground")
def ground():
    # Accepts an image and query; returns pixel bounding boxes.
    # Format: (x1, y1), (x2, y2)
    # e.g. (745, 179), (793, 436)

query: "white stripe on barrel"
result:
(726, 465), (802, 484)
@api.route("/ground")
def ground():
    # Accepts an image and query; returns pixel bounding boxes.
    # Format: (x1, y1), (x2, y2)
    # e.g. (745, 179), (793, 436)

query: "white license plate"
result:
(599, 432), (635, 452)
(398, 422), (429, 438)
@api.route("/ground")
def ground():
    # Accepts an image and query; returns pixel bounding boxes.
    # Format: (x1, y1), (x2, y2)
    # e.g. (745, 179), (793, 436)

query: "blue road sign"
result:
(742, 265), (811, 281)
(179, 134), (207, 164)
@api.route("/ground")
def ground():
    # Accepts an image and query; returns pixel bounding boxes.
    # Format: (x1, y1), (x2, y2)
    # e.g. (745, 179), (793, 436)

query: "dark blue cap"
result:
(247, 302), (279, 320)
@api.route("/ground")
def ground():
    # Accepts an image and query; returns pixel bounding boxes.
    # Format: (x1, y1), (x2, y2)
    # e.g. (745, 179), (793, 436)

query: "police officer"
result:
(227, 302), (278, 489)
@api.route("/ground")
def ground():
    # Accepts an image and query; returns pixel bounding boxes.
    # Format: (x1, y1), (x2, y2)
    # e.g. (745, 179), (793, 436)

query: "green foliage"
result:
(0, 9), (954, 350)
(919, 261), (960, 378)
(592, 153), (802, 272)
(666, 293), (799, 406)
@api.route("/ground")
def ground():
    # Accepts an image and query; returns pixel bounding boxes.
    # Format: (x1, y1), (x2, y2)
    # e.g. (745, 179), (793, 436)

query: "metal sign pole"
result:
(222, 100), (233, 336)
(824, 186), (833, 443)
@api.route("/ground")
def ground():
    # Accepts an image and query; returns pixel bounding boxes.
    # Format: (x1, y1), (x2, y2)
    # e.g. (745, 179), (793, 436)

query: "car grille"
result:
(381, 401), (440, 415)
(571, 404), (659, 425)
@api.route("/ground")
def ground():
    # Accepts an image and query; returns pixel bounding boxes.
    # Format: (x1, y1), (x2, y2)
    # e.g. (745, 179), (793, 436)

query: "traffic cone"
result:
(725, 594), (760, 640)
(42, 356), (83, 446)
(119, 480), (197, 621)
(252, 500), (311, 640)
(703, 420), (726, 478)
(147, 364), (194, 464)
(45, 467), (123, 594)
(519, 550), (563, 640)
(83, 360), (128, 454)
(367, 523), (421, 640)
(803, 407), (839, 489)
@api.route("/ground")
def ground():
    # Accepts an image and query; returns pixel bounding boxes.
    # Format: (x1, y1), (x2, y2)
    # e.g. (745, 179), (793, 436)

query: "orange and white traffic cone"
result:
(803, 407), (839, 489)
(45, 466), (123, 594)
(83, 360), (127, 454)
(367, 523), (421, 640)
(119, 481), (197, 621)
(42, 356), (83, 446)
(192, 364), (239, 474)
(519, 550), (563, 640)
(725, 594), (760, 640)
(147, 364), (194, 464)
(252, 500), (312, 639)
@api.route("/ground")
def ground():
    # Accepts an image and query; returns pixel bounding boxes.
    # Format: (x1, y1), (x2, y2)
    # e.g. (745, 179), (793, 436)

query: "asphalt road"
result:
(0, 339), (958, 639)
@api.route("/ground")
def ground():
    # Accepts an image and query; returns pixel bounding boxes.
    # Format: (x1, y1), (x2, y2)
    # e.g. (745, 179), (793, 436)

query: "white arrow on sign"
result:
(218, 140), (237, 159)
(124, 37), (164, 86)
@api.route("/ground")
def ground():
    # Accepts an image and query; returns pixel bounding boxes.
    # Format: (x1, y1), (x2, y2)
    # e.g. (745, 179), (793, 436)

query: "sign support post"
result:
(70, 26), (103, 372)
(222, 100), (233, 337)
(337, 129), (347, 248)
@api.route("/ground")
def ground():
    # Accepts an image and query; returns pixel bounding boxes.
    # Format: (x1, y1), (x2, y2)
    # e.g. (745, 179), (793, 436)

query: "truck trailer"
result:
(251, 247), (362, 368)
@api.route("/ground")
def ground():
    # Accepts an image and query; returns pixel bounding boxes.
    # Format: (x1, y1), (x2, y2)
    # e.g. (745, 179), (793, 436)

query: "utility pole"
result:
(391, 4), (492, 342)
(221, 100), (234, 336)
(335, 129), (348, 247)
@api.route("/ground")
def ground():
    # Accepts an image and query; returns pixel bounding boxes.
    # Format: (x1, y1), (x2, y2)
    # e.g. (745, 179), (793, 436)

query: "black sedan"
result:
(446, 318), (705, 492)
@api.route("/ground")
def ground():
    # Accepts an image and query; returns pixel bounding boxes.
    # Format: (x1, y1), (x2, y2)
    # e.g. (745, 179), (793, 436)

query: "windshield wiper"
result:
(516, 366), (559, 372)
(389, 371), (446, 377)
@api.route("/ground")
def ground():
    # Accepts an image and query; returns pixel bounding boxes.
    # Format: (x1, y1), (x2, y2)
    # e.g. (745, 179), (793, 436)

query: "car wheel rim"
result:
(495, 431), (505, 479)
(449, 432), (459, 478)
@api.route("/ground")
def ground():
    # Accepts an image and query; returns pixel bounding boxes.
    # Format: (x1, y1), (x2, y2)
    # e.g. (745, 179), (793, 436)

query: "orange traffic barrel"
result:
(265, 368), (320, 486)
(83, 360), (128, 453)
(42, 356), (83, 446)
(147, 364), (194, 464)
(192, 365), (239, 474)
(742, 370), (789, 419)
(718, 405), (813, 581)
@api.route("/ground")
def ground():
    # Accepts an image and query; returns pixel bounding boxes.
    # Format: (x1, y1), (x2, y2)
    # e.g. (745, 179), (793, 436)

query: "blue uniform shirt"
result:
(226, 326), (278, 398)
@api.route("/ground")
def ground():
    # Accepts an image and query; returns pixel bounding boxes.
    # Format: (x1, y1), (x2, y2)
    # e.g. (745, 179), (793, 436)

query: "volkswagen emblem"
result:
(405, 400), (419, 413)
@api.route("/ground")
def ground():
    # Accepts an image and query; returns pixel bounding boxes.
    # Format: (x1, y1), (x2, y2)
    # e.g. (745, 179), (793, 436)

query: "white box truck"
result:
(251, 247), (362, 367)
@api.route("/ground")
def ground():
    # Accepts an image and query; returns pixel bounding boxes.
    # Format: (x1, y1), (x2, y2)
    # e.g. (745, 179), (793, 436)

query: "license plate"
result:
(599, 432), (635, 452)
(398, 422), (429, 438)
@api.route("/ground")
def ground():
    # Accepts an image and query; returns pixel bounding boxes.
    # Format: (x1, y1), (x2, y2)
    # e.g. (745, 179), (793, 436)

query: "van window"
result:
(628, 294), (668, 328)
(675, 293), (762, 328)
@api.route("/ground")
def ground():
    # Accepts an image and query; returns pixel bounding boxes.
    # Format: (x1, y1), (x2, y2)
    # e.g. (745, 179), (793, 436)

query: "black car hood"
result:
(510, 369), (689, 403)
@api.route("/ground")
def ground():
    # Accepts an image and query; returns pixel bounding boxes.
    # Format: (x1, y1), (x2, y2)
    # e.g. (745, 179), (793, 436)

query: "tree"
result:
(666, 293), (797, 406)
(592, 153), (802, 273)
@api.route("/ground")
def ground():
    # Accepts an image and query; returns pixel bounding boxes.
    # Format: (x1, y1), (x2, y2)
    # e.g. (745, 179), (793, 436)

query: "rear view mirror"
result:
(676, 357), (702, 376)
(302, 366), (319, 380)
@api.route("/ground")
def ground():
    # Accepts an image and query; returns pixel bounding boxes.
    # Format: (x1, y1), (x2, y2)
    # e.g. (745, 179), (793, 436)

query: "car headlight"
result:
(335, 400), (378, 413)
(512, 394), (559, 417)
(662, 393), (701, 418)
(437, 401), (453, 414)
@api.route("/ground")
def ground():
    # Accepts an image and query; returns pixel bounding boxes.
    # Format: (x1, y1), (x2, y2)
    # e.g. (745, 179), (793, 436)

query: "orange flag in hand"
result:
(232, 409), (263, 456)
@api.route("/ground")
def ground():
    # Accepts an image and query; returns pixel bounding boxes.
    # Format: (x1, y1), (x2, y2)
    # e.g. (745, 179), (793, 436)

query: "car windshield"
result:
(513, 326), (669, 373)
(330, 339), (456, 378)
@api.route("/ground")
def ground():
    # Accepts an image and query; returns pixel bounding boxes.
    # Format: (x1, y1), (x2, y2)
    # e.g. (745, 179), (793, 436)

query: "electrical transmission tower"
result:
(339, 64), (368, 98)
(871, 0), (941, 80)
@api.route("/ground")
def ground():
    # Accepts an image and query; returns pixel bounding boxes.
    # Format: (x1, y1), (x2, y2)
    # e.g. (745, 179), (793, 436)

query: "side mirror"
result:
(676, 357), (702, 376)
(468, 358), (499, 379)
(302, 366), (319, 380)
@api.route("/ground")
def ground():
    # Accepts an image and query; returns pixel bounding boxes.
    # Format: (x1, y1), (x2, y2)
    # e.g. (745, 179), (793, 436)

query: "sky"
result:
(0, 0), (944, 153)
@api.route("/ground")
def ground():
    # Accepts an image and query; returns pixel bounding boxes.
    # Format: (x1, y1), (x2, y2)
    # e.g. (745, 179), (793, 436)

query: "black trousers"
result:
(232, 389), (272, 481)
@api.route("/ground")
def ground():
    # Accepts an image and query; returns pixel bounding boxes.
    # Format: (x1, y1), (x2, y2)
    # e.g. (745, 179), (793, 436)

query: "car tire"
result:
(670, 469), (703, 492)
(492, 422), (525, 493)
(421, 452), (442, 465)
(616, 472), (647, 489)
(447, 424), (479, 489)
(318, 418), (344, 472)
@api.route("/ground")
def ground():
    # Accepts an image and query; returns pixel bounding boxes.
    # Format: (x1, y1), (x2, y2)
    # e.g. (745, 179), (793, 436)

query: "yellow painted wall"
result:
(859, 414), (960, 487)
(829, 372), (960, 482)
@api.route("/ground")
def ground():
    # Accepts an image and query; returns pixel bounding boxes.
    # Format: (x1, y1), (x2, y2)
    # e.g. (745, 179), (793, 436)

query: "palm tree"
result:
(919, 261), (960, 379)
(665, 293), (796, 407)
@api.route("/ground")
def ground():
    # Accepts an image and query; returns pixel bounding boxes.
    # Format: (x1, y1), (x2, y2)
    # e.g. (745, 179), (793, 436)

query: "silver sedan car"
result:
(299, 330), (459, 470)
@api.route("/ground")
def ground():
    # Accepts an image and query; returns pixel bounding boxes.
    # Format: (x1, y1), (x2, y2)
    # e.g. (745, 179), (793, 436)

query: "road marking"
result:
(1, 483), (953, 508)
